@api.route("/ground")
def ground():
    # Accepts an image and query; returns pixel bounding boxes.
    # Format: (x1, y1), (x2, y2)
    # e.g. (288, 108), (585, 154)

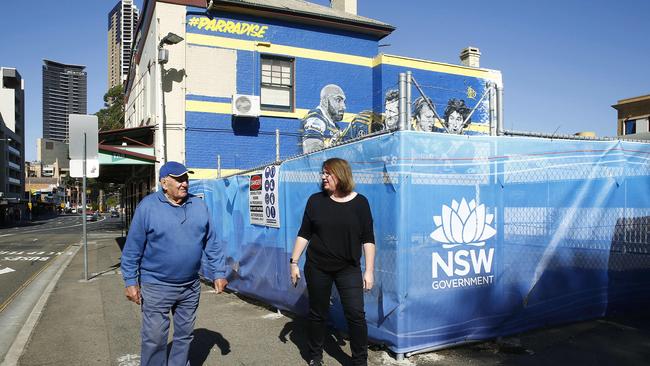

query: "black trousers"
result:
(304, 263), (368, 366)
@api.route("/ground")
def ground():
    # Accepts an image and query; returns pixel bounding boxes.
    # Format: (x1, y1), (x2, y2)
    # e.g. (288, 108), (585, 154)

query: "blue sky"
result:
(2, 0), (648, 161)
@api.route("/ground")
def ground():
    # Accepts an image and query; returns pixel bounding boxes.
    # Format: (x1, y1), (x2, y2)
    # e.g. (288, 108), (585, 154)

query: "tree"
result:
(95, 84), (125, 131)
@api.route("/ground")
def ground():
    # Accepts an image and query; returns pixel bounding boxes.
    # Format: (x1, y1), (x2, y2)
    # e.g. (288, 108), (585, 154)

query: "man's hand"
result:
(125, 285), (141, 305)
(214, 278), (228, 294)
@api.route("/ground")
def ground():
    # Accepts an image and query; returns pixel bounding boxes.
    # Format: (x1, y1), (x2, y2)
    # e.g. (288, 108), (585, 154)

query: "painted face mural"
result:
(384, 100), (399, 129)
(446, 111), (464, 133)
(414, 97), (436, 132)
(301, 84), (347, 154)
(326, 94), (346, 122)
(381, 89), (400, 130)
(443, 99), (470, 135)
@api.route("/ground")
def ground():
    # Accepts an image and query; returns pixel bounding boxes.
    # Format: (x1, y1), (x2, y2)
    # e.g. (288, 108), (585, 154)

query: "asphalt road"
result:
(0, 214), (122, 312)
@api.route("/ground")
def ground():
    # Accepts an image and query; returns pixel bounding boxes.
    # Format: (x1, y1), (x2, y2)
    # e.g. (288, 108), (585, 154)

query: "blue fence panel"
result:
(190, 131), (650, 354)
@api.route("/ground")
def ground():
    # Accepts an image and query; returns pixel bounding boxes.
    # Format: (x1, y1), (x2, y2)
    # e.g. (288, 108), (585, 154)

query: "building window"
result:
(624, 119), (636, 135)
(46, 141), (54, 150)
(261, 56), (294, 112)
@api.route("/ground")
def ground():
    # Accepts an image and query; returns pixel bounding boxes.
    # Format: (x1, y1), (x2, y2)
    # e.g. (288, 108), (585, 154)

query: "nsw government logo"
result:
(429, 198), (496, 290)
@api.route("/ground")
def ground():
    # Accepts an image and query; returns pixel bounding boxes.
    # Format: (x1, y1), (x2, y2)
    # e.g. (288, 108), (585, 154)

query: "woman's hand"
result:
(363, 270), (374, 291)
(290, 263), (301, 287)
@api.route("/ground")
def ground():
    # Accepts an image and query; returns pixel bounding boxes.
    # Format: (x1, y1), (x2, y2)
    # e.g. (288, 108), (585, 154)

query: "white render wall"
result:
(125, 2), (187, 168)
(157, 2), (187, 165)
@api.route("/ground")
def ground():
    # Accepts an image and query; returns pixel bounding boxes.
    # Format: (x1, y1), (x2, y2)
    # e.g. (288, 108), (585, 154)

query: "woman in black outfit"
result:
(290, 157), (376, 366)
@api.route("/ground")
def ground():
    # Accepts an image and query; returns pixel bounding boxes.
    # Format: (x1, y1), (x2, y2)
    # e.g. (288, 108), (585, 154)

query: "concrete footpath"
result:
(7, 232), (650, 365)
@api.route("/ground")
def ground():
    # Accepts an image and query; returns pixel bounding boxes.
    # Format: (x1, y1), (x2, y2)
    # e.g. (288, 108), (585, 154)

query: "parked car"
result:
(110, 211), (120, 218)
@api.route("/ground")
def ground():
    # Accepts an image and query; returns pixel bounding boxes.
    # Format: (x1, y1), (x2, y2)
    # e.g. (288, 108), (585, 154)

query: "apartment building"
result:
(108, 0), (140, 89)
(42, 59), (87, 142)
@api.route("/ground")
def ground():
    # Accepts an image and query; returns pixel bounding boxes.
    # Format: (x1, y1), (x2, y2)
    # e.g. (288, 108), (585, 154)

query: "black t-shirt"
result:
(298, 191), (375, 271)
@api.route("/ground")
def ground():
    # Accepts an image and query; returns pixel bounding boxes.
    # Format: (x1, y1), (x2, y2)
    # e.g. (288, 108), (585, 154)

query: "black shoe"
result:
(308, 359), (323, 366)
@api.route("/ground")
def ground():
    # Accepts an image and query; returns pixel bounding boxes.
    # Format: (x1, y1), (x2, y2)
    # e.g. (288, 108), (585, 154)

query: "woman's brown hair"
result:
(322, 158), (355, 195)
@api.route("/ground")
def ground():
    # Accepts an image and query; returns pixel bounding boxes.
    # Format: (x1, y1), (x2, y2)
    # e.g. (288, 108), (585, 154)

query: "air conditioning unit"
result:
(232, 94), (260, 117)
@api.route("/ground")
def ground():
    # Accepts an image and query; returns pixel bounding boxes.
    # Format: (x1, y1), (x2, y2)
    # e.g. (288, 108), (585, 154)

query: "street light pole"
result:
(155, 39), (163, 188)
(82, 132), (88, 281)
(155, 32), (184, 190)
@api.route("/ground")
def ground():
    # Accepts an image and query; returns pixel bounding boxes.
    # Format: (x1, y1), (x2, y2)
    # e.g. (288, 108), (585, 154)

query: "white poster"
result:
(249, 173), (264, 226)
(263, 165), (280, 228)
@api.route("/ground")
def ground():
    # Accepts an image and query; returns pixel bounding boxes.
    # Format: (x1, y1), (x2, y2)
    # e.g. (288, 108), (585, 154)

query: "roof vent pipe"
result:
(330, 0), (357, 15)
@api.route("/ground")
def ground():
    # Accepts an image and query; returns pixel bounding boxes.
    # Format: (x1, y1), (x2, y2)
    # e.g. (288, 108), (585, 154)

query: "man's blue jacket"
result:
(121, 190), (226, 287)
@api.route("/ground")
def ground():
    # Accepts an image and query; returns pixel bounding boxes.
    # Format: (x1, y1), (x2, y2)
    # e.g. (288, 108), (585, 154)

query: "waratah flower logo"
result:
(430, 198), (496, 249)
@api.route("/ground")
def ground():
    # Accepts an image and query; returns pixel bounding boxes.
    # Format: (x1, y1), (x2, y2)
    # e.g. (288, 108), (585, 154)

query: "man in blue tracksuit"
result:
(121, 161), (228, 366)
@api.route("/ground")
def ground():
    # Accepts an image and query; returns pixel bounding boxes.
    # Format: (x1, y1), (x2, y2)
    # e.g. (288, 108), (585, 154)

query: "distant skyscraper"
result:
(42, 60), (87, 142)
(108, 0), (139, 89)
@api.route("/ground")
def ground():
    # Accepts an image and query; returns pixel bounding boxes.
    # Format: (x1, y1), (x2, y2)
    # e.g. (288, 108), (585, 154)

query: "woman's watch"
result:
(289, 258), (298, 265)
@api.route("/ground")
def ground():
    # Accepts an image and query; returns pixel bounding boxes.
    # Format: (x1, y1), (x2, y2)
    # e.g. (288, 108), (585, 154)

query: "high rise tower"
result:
(42, 60), (87, 142)
(108, 0), (139, 89)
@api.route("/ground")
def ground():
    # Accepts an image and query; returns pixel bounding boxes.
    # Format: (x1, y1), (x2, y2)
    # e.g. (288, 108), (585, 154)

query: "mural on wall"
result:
(380, 89), (400, 132)
(301, 84), (347, 154)
(301, 84), (478, 154)
(348, 110), (374, 140)
(412, 96), (435, 132)
(411, 96), (473, 135)
(301, 85), (407, 153)
(442, 98), (471, 134)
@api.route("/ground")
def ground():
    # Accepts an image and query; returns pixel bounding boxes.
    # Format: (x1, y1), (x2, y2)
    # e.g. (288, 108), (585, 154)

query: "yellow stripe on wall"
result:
(186, 100), (358, 122)
(374, 54), (502, 82)
(190, 168), (242, 180)
(185, 35), (502, 82)
(186, 33), (374, 67)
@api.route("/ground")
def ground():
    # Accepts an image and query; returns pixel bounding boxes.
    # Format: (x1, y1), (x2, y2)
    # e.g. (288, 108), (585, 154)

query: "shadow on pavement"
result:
(279, 316), (357, 366)
(189, 328), (231, 365)
(116, 236), (126, 251)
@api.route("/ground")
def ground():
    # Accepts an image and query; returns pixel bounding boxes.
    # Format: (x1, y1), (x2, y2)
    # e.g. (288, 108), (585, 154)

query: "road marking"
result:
(0, 267), (15, 275)
(0, 216), (106, 237)
(0, 244), (74, 314)
(117, 354), (140, 366)
(1, 243), (81, 365)
(0, 251), (62, 255)
(3, 256), (50, 262)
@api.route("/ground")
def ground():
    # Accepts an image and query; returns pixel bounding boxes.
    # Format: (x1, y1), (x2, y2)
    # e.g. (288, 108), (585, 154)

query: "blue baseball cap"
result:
(159, 161), (194, 179)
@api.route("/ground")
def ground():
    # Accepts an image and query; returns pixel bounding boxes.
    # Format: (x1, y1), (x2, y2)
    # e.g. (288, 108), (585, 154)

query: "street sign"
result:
(69, 114), (99, 178)
(68, 114), (98, 280)
(70, 159), (99, 178)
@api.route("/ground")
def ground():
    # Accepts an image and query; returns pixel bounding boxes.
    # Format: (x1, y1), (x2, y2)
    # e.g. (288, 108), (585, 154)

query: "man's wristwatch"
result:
(289, 258), (298, 264)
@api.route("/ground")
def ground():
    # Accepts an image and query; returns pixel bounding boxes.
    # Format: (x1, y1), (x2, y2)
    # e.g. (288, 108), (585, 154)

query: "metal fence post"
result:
(406, 71), (412, 130)
(497, 84), (504, 136)
(398, 73), (407, 130)
(276, 129), (280, 162)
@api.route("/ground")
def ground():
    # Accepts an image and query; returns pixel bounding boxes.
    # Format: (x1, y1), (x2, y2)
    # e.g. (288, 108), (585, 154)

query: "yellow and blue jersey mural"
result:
(184, 7), (502, 174)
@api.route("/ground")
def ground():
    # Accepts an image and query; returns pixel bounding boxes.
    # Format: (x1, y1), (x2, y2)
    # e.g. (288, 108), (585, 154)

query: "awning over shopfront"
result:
(98, 126), (155, 184)
(97, 126), (156, 228)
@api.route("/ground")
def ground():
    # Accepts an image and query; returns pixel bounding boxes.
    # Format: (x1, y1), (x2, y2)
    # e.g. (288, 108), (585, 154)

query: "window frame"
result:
(260, 55), (295, 112)
(624, 119), (636, 135)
